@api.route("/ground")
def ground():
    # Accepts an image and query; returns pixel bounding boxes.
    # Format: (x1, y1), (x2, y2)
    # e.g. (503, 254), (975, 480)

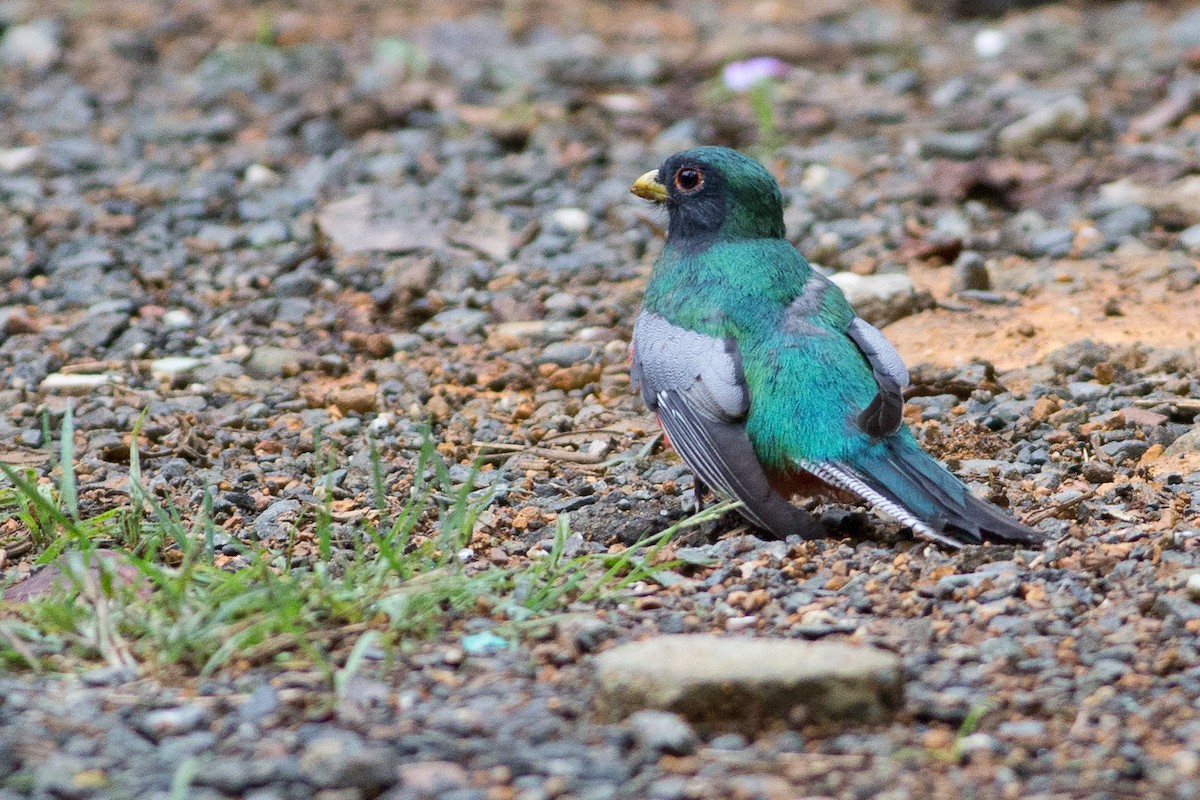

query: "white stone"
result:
(161, 309), (195, 330)
(244, 163), (281, 187)
(0, 146), (39, 173)
(594, 634), (903, 733)
(998, 95), (1091, 155)
(149, 357), (201, 377)
(2, 20), (61, 71)
(1179, 224), (1200, 251)
(1187, 573), (1200, 602)
(828, 272), (915, 307)
(974, 29), (1007, 59)
(548, 207), (590, 236)
(40, 373), (110, 395)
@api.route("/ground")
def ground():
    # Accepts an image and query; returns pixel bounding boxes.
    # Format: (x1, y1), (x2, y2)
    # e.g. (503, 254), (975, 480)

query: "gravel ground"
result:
(2, 1), (1200, 798)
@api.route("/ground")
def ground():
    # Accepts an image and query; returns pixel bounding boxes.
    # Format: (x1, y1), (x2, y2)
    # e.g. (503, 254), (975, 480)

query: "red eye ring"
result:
(674, 166), (703, 192)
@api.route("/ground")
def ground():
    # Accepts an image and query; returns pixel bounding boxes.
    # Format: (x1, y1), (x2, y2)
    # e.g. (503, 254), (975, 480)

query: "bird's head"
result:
(631, 146), (786, 247)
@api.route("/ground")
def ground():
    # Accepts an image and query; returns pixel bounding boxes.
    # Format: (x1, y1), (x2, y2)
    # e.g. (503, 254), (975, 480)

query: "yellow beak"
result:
(631, 170), (668, 202)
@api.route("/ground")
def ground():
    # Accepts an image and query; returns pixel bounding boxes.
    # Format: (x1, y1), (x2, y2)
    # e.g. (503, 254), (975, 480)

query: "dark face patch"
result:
(654, 147), (787, 251)
(657, 154), (729, 250)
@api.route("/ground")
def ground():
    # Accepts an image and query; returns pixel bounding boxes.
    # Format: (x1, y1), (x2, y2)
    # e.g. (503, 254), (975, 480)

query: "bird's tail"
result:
(796, 434), (1042, 548)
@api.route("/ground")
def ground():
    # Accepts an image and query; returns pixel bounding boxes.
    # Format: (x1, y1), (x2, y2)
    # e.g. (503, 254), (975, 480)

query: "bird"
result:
(628, 146), (1041, 549)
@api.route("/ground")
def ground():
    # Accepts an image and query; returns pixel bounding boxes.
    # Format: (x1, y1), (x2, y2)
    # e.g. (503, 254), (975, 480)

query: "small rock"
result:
(593, 634), (903, 734)
(1081, 460), (1115, 484)
(998, 95), (1090, 155)
(245, 163), (281, 186)
(460, 631), (509, 656)
(1095, 205), (1152, 244)
(918, 131), (987, 161)
(1100, 439), (1149, 463)
(162, 309), (195, 330)
(419, 308), (490, 343)
(827, 272), (928, 327)
(397, 761), (470, 793)
(1029, 396), (1060, 422)
(1170, 8), (1200, 49)
(1122, 407), (1168, 428)
(1163, 427), (1200, 460)
(150, 357), (202, 378)
(254, 499), (302, 540)
(245, 346), (314, 379)
(537, 341), (596, 368)
(139, 705), (211, 739)
(1025, 227), (1075, 258)
(1067, 381), (1106, 401)
(451, 209), (513, 261)
(298, 734), (395, 790)
(0, 146), (40, 173)
(329, 387), (377, 415)
(997, 719), (1046, 741)
(40, 373), (110, 395)
(1179, 224), (1200, 252)
(627, 710), (698, 756)
(951, 252), (990, 293)
(973, 28), (1007, 58)
(1, 19), (62, 71)
(547, 207), (590, 236)
(318, 190), (442, 253)
(1186, 573), (1200, 602)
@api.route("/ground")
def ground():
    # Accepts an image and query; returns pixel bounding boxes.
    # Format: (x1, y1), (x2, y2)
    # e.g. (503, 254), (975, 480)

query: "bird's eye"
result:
(674, 167), (703, 193)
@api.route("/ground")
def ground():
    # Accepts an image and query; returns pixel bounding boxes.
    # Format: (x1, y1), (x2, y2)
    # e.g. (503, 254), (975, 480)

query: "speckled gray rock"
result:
(627, 710), (698, 756)
(244, 347), (314, 379)
(951, 252), (990, 293)
(593, 635), (903, 733)
(827, 272), (930, 327)
(998, 95), (1091, 155)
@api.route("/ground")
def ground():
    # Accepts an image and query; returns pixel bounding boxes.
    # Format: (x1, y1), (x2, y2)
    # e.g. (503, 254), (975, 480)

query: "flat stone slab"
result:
(593, 634), (903, 734)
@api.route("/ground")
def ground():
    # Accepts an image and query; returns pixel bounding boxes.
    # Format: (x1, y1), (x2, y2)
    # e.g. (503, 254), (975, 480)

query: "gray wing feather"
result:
(632, 312), (822, 540)
(632, 312), (747, 419)
(845, 317), (909, 438)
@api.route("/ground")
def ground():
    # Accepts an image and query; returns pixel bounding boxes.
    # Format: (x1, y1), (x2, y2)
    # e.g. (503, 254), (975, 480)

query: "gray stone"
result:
(71, 312), (129, 349)
(1100, 439), (1149, 463)
(193, 359), (245, 382)
(1081, 460), (1115, 484)
(138, 704), (211, 739)
(1, 19), (61, 71)
(274, 270), (320, 298)
(997, 719), (1047, 740)
(150, 357), (202, 378)
(537, 342), (596, 368)
(1170, 8), (1200, 49)
(998, 95), (1091, 155)
(253, 499), (302, 541)
(919, 131), (988, 161)
(298, 733), (395, 790)
(40, 373), (110, 395)
(1096, 205), (1152, 243)
(627, 710), (698, 756)
(827, 272), (929, 327)
(1165, 426), (1200, 458)
(593, 634), (903, 734)
(1179, 224), (1200, 252)
(1067, 381), (1107, 401)
(1025, 227), (1075, 258)
(951, 252), (990, 293)
(244, 346), (314, 379)
(419, 308), (489, 343)
(194, 757), (295, 793)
